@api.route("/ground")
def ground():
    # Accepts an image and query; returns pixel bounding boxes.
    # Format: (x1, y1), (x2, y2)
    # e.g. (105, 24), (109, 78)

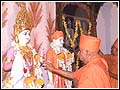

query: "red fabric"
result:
(72, 57), (111, 88)
(102, 54), (118, 88)
(46, 48), (65, 88)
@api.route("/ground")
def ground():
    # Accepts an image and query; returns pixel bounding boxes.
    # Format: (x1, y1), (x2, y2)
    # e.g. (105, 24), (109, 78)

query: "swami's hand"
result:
(42, 61), (56, 72)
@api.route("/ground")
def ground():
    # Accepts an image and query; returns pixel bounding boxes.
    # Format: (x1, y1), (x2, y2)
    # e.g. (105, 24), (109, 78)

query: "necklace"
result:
(19, 45), (33, 59)
(19, 44), (34, 68)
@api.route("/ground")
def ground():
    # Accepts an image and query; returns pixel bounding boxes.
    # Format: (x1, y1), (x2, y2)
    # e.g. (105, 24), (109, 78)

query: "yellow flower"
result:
(24, 76), (35, 85)
(70, 40), (75, 47)
(66, 52), (72, 59)
(35, 79), (44, 86)
(24, 77), (31, 85)
(30, 76), (35, 81)
(6, 77), (13, 85)
(57, 53), (65, 60)
(74, 31), (78, 38)
(34, 54), (41, 61)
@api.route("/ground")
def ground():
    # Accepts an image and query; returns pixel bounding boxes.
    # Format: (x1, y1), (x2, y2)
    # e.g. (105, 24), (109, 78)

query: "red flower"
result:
(23, 68), (27, 73)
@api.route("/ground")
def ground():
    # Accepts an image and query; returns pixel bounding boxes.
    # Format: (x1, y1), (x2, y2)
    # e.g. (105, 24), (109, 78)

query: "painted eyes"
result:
(60, 39), (62, 42)
(24, 32), (27, 35)
(59, 38), (63, 42)
(23, 32), (30, 36)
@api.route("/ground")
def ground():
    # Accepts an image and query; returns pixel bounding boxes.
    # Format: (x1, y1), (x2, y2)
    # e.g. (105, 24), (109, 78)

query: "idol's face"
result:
(54, 37), (64, 48)
(18, 29), (30, 45)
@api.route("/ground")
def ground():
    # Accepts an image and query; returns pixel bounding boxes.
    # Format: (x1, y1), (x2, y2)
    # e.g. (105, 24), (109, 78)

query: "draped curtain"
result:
(96, 2), (118, 54)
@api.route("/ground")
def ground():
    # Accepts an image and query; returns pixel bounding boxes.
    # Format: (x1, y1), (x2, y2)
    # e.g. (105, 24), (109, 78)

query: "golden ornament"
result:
(14, 6), (33, 40)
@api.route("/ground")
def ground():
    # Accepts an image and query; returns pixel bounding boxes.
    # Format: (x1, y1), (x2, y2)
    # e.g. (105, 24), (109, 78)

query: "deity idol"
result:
(2, 5), (44, 88)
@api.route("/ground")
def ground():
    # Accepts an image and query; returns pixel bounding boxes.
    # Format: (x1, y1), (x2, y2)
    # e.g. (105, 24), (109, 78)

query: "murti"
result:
(4, 3), (44, 88)
(50, 41), (74, 88)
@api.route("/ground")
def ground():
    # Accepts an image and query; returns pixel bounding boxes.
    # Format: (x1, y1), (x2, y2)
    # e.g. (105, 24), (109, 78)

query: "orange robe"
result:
(102, 54), (118, 88)
(72, 57), (111, 88)
(46, 48), (66, 88)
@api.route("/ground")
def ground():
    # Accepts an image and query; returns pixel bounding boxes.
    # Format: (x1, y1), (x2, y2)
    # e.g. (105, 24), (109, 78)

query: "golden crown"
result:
(14, 6), (33, 36)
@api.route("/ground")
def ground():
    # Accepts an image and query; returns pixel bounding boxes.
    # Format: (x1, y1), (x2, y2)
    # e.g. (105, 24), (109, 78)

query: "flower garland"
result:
(62, 15), (92, 48)
(62, 15), (78, 48)
(56, 52), (72, 60)
(18, 44), (44, 88)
